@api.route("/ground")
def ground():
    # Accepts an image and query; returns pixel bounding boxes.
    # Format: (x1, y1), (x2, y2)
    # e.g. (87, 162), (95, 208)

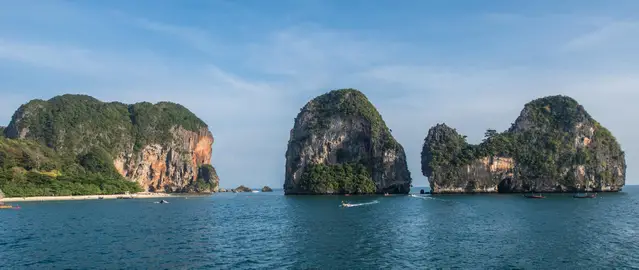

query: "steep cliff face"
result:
(422, 95), (625, 194)
(285, 89), (411, 195)
(111, 126), (216, 192)
(4, 94), (218, 193)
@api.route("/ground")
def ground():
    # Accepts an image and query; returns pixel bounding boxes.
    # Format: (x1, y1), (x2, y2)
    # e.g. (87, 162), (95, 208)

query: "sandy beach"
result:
(0, 192), (175, 202)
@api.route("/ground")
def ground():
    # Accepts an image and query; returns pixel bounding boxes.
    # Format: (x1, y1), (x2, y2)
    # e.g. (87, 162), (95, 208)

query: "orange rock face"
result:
(113, 127), (215, 192)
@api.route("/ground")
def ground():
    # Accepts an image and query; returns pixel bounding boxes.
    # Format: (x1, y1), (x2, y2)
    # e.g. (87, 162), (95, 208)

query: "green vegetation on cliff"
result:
(422, 95), (625, 190)
(286, 88), (410, 195)
(234, 185), (252, 192)
(303, 89), (396, 149)
(129, 101), (206, 151)
(185, 164), (218, 192)
(6, 94), (207, 156)
(0, 137), (141, 197)
(0, 94), (209, 197)
(299, 163), (376, 194)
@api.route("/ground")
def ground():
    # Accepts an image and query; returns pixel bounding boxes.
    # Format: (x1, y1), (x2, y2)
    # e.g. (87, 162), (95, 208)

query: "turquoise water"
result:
(1, 186), (639, 269)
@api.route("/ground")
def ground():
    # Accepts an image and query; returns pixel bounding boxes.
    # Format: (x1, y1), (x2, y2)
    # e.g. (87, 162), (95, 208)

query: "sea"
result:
(1, 186), (639, 269)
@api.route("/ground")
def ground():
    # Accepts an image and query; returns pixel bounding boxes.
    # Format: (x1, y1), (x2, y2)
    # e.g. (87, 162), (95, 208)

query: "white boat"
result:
(251, 190), (260, 193)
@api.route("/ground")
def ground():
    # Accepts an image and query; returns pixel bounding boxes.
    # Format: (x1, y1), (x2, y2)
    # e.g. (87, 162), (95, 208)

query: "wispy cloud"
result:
(0, 39), (172, 80)
(133, 18), (224, 57)
(563, 21), (639, 51)
(1, 2), (638, 187)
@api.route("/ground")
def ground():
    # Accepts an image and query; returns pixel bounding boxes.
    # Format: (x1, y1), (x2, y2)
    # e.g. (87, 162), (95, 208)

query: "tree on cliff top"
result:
(288, 88), (410, 194)
(0, 137), (142, 197)
(0, 94), (211, 197)
(5, 94), (207, 156)
(422, 95), (625, 188)
(300, 88), (397, 149)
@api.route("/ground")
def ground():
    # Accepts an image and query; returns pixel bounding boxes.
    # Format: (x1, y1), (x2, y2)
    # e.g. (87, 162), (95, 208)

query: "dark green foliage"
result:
(197, 164), (216, 181)
(185, 164), (218, 192)
(0, 138), (60, 171)
(299, 163), (376, 194)
(6, 96), (132, 154)
(129, 102), (206, 152)
(191, 179), (212, 192)
(5, 94), (206, 156)
(421, 124), (476, 177)
(287, 89), (410, 194)
(484, 129), (497, 139)
(0, 126), (5, 137)
(78, 147), (120, 176)
(510, 95), (591, 133)
(0, 170), (142, 197)
(303, 89), (396, 150)
(0, 94), (207, 197)
(422, 95), (624, 187)
(0, 136), (142, 197)
(234, 185), (252, 192)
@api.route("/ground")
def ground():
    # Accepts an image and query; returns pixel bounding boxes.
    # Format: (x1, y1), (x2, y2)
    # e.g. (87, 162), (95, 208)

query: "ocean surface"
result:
(2, 186), (639, 269)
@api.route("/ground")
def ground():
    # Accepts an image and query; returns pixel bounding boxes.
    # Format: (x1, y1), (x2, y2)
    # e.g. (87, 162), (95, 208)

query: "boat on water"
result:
(0, 203), (20, 209)
(523, 193), (545, 199)
(155, 199), (170, 204)
(573, 193), (597, 199)
(340, 201), (353, 207)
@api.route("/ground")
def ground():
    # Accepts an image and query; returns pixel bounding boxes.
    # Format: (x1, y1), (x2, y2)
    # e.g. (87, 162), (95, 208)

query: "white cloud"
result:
(0, 39), (171, 80)
(563, 21), (639, 51)
(1, 6), (638, 188)
(133, 18), (225, 57)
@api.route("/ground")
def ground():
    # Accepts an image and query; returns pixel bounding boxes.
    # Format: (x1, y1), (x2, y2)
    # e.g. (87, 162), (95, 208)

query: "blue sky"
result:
(1, 1), (638, 188)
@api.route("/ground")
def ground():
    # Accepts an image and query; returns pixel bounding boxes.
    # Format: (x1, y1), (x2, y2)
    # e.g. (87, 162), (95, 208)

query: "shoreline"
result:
(0, 192), (181, 202)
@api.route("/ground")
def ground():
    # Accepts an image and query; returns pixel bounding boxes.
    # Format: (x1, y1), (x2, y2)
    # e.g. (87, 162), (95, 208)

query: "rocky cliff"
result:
(3, 94), (218, 193)
(285, 89), (411, 195)
(422, 95), (625, 194)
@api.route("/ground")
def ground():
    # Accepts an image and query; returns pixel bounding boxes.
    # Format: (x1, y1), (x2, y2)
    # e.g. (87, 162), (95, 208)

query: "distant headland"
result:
(0, 94), (219, 198)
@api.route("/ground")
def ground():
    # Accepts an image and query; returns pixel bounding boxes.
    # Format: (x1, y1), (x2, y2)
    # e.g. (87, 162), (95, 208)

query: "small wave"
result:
(341, 200), (379, 208)
(409, 194), (435, 200)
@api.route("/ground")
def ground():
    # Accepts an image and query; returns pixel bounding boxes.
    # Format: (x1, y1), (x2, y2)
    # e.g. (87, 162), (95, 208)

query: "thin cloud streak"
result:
(0, 3), (637, 188)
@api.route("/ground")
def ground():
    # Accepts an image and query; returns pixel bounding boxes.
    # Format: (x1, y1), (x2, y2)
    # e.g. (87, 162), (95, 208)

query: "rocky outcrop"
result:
(422, 95), (626, 194)
(0, 188), (4, 199)
(233, 185), (252, 192)
(284, 89), (411, 195)
(112, 127), (216, 192)
(4, 94), (219, 193)
(261, 186), (273, 192)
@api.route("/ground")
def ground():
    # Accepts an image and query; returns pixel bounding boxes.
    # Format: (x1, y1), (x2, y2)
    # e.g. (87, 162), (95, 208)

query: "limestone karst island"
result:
(0, 94), (219, 198)
(421, 95), (626, 194)
(0, 91), (627, 199)
(284, 89), (412, 195)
